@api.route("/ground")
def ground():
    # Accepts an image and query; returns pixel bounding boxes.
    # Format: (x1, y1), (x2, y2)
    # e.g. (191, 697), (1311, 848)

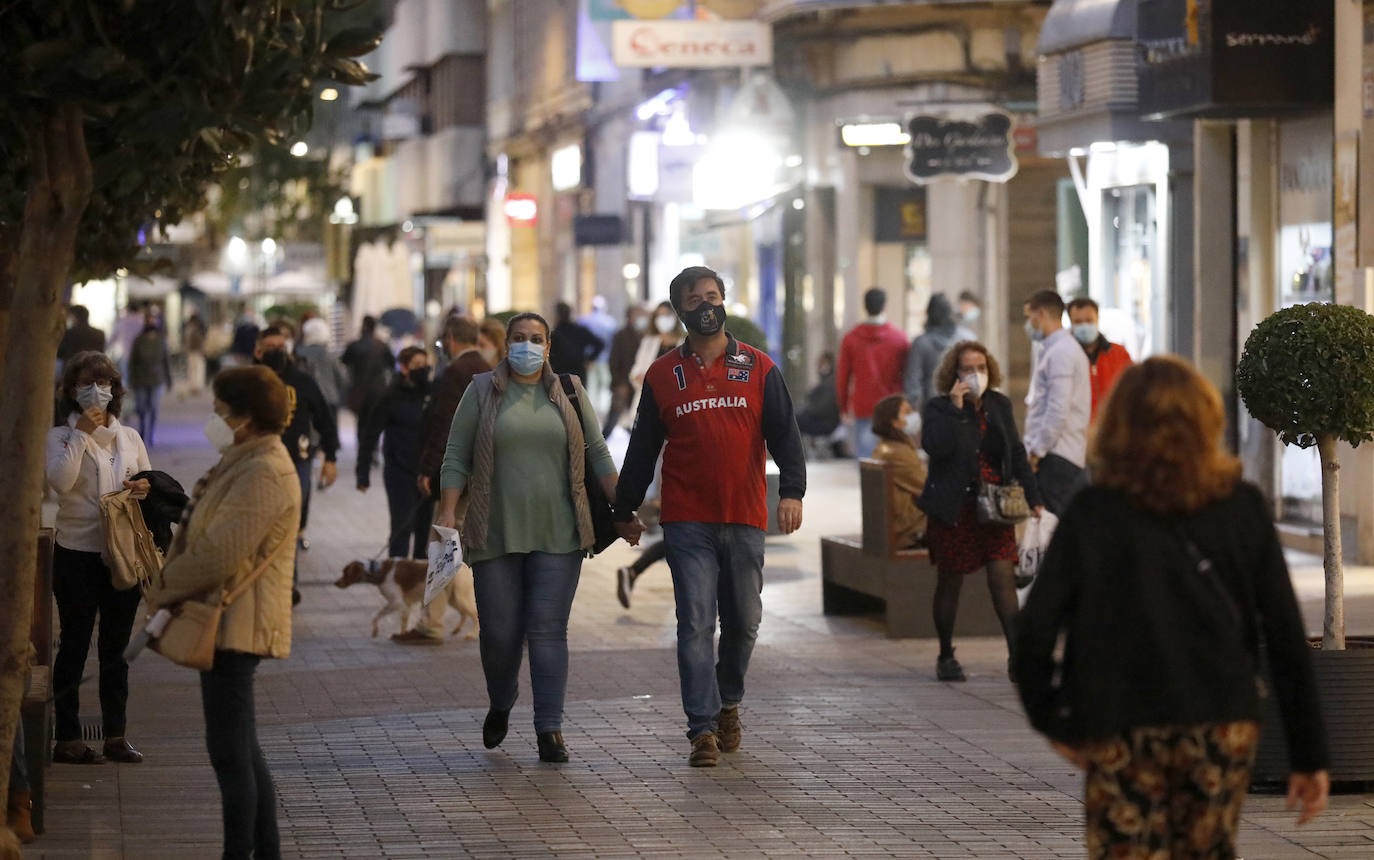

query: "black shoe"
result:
(483, 708), (510, 749)
(936, 654), (967, 682)
(102, 738), (144, 764)
(537, 731), (569, 763)
(292, 587), (301, 607)
(616, 566), (634, 609)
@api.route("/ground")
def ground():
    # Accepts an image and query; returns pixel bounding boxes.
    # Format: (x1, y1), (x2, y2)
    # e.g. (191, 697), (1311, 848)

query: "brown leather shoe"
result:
(52, 740), (104, 764)
(102, 737), (144, 764)
(690, 732), (719, 768)
(6, 790), (35, 843)
(717, 706), (741, 753)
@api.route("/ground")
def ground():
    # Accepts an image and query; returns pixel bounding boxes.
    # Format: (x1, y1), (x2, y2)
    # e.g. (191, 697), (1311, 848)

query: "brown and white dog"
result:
(335, 558), (479, 640)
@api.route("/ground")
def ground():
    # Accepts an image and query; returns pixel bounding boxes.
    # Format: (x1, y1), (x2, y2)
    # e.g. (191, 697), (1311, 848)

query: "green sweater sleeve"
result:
(580, 391), (617, 479)
(440, 385), (481, 492)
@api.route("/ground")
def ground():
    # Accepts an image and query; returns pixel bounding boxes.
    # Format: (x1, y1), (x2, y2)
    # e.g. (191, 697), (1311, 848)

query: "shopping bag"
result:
(425, 525), (463, 605)
(1016, 510), (1059, 589)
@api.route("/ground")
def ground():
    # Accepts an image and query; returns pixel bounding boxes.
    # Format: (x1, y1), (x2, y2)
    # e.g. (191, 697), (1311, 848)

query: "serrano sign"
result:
(611, 20), (772, 68)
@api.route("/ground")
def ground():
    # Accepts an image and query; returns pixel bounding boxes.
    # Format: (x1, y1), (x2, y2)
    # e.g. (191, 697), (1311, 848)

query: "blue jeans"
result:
(472, 552), (583, 733)
(133, 385), (162, 446)
(662, 522), (766, 739)
(852, 417), (876, 459)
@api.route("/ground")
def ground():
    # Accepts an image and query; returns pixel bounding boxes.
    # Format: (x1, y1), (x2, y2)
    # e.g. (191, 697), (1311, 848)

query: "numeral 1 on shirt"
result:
(673, 364), (687, 391)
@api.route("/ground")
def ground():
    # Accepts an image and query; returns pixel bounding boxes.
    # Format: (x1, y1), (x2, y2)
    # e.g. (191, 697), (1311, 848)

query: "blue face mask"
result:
(507, 340), (546, 376)
(1071, 322), (1099, 346)
(1024, 319), (1045, 343)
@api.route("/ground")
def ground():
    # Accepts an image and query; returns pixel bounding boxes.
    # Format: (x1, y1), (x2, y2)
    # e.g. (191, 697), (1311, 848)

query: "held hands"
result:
(1288, 770), (1330, 826)
(615, 515), (646, 547)
(320, 461), (338, 488)
(950, 380), (971, 410)
(76, 406), (104, 433)
(122, 478), (151, 500)
(777, 498), (803, 535)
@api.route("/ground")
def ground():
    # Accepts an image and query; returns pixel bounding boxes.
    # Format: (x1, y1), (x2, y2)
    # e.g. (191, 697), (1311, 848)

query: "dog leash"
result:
(367, 495), (436, 564)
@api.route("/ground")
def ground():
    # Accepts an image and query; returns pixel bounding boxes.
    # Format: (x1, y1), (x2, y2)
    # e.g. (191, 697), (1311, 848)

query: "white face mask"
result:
(902, 410), (922, 437)
(76, 382), (114, 412)
(204, 413), (245, 453)
(961, 371), (990, 399)
(654, 314), (677, 334)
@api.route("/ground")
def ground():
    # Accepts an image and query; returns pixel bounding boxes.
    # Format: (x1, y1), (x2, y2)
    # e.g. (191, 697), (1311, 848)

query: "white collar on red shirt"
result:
(678, 333), (743, 361)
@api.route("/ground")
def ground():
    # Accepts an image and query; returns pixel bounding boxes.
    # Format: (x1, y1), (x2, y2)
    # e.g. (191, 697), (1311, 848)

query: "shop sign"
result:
(573, 214), (625, 246)
(502, 193), (537, 225)
(1137, 0), (1333, 119)
(551, 144), (583, 192)
(873, 187), (926, 242)
(903, 111), (1018, 185)
(611, 20), (772, 68)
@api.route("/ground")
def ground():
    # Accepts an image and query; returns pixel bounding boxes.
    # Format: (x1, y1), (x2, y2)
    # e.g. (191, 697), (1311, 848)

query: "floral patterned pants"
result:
(1082, 721), (1260, 860)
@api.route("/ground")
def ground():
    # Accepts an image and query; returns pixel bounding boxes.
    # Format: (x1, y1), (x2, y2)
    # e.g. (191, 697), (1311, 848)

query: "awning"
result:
(1037, 0), (1136, 56)
(1035, 0), (1190, 155)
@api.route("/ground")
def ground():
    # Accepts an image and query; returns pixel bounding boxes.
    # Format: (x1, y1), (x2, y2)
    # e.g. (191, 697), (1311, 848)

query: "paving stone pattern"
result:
(29, 394), (1374, 858)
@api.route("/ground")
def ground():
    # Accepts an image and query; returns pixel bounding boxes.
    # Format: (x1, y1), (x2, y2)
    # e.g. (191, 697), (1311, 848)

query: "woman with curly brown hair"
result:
(918, 341), (1042, 682)
(1014, 355), (1329, 858)
(45, 351), (153, 765)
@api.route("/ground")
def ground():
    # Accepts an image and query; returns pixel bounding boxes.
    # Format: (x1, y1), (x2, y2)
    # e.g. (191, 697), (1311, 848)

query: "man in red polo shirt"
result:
(614, 265), (807, 768)
(1066, 297), (1133, 421)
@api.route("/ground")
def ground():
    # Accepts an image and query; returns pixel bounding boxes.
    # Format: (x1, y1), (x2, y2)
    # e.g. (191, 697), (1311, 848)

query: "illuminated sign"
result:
(503, 193), (538, 224)
(611, 20), (771, 68)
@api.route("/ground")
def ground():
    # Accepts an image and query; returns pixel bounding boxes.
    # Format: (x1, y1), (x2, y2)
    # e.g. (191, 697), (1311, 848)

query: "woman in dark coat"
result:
(1014, 356), (1328, 857)
(919, 341), (1041, 682)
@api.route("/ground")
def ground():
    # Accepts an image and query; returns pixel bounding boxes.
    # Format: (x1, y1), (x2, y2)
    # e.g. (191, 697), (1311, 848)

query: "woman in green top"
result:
(434, 312), (619, 763)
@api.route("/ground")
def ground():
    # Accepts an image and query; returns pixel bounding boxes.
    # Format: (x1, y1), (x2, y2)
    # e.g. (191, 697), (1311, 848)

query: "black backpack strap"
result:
(559, 373), (587, 429)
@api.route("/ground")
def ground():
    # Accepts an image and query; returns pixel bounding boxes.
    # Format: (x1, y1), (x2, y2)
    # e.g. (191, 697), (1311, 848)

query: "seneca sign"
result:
(611, 20), (772, 68)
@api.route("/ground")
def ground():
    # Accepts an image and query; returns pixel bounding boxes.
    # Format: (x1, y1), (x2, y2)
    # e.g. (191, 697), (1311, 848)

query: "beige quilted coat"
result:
(147, 433), (300, 659)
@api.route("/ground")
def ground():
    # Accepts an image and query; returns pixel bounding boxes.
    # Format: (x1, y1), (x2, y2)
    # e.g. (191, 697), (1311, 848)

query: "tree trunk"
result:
(1318, 434), (1346, 650)
(0, 106), (92, 821)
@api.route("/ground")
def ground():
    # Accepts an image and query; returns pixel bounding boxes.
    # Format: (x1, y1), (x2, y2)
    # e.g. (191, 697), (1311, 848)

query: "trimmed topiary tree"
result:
(1237, 302), (1374, 649)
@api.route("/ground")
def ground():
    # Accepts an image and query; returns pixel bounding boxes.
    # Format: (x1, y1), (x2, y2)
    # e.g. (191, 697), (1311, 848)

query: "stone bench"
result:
(821, 459), (1000, 639)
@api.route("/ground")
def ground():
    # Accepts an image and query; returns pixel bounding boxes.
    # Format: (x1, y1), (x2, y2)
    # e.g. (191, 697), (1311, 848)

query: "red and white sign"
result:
(503, 193), (537, 224)
(611, 20), (772, 68)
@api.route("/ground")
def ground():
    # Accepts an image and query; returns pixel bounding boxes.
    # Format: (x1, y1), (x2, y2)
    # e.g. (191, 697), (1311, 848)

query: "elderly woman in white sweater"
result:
(147, 365), (300, 860)
(45, 351), (152, 765)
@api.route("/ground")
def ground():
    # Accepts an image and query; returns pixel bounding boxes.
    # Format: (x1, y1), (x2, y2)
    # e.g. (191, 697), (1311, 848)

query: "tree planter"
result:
(1253, 637), (1374, 784)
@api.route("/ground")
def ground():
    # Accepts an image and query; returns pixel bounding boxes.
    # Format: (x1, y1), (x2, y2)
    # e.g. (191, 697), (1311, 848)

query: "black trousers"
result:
(1036, 453), (1090, 517)
(201, 650), (280, 860)
(52, 545), (142, 742)
(383, 464), (433, 559)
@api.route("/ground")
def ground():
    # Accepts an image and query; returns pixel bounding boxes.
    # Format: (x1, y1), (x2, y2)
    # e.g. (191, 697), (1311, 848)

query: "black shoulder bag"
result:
(559, 374), (620, 555)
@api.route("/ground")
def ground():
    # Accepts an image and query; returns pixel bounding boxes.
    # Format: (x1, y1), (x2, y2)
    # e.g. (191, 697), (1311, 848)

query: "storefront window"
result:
(1276, 114), (1334, 521)
(1100, 184), (1160, 360)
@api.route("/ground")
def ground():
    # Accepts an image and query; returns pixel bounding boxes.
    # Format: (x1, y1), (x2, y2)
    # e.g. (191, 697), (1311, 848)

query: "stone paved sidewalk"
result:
(26, 393), (1374, 858)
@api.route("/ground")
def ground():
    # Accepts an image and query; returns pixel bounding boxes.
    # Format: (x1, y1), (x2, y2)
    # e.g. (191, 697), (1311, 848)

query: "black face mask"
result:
(407, 367), (431, 386)
(682, 302), (726, 337)
(259, 349), (289, 373)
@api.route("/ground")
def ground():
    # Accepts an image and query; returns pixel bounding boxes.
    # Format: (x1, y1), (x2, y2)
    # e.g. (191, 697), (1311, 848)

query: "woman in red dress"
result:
(918, 341), (1043, 681)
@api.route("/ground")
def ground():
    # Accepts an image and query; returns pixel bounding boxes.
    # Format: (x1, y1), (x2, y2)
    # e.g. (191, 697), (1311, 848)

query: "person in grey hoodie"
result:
(905, 294), (975, 408)
(295, 317), (348, 428)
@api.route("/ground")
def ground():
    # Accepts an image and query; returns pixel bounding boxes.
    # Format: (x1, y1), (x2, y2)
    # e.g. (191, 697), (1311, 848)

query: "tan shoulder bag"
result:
(98, 489), (163, 591)
(149, 554), (276, 671)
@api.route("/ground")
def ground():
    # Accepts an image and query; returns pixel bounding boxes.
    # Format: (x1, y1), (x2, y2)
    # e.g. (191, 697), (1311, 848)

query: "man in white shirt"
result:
(1022, 290), (1091, 516)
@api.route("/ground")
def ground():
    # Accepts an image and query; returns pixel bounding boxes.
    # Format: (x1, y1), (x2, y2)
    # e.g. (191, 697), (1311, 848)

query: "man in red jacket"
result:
(836, 288), (909, 458)
(1067, 297), (1132, 421)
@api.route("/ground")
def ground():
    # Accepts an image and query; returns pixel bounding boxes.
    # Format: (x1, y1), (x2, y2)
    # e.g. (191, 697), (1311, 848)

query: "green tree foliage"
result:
(1237, 302), (1374, 449)
(0, 0), (382, 280)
